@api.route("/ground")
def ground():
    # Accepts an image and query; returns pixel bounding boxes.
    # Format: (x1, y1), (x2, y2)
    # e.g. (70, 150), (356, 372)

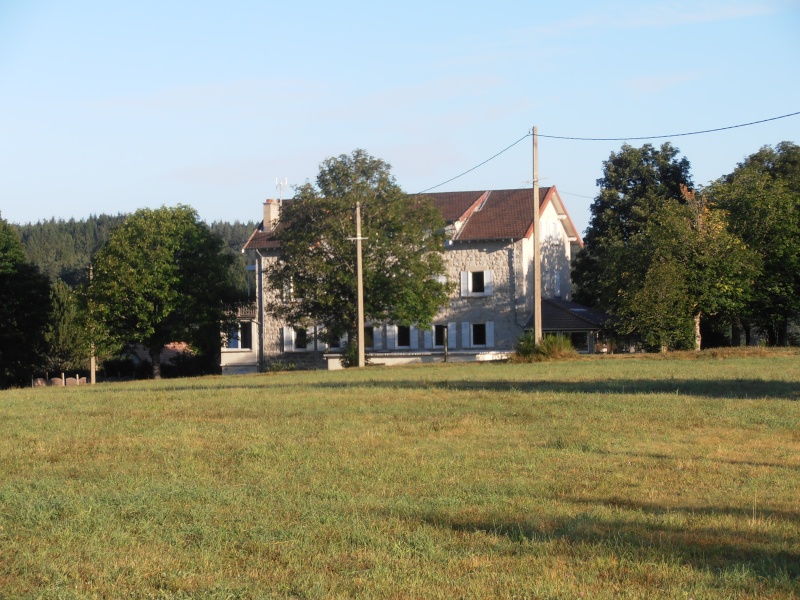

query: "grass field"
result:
(1, 351), (798, 598)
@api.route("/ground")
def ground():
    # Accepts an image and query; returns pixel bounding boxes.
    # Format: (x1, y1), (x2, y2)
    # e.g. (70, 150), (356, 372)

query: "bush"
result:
(266, 360), (296, 373)
(514, 332), (577, 362)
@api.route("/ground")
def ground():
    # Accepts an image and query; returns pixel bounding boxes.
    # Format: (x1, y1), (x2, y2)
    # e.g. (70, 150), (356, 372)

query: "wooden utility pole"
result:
(532, 126), (542, 343)
(355, 202), (366, 368)
(89, 264), (96, 384)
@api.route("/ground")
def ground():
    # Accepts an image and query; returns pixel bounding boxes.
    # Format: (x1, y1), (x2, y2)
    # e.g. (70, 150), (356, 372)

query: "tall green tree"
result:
(625, 258), (694, 350)
(266, 150), (450, 364)
(89, 205), (243, 378)
(706, 142), (800, 345)
(572, 143), (694, 342)
(45, 280), (90, 373)
(619, 187), (757, 350)
(0, 218), (52, 387)
(573, 143), (755, 350)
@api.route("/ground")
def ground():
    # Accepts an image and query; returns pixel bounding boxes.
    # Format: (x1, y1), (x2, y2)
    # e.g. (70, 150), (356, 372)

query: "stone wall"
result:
(436, 239), (529, 351)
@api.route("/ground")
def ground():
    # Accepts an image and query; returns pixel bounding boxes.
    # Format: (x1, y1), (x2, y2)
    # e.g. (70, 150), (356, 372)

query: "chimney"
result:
(262, 199), (281, 234)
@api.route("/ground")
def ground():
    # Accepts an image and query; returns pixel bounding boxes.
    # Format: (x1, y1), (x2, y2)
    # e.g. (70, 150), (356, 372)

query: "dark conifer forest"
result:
(13, 215), (257, 293)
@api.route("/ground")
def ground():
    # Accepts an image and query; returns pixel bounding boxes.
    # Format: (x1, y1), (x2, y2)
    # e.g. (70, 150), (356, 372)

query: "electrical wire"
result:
(536, 111), (800, 141)
(418, 133), (531, 193)
(419, 111), (800, 193)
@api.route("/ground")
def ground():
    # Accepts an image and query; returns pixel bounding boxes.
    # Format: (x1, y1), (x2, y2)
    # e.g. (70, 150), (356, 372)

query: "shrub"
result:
(514, 332), (577, 362)
(266, 360), (296, 373)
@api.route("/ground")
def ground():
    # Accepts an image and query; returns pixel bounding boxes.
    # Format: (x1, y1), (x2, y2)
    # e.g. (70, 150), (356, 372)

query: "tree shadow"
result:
(412, 502), (800, 583)
(309, 378), (799, 401)
(564, 495), (800, 530)
(596, 449), (800, 474)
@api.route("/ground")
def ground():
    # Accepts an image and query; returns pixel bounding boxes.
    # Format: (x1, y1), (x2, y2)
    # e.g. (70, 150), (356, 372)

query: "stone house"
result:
(220, 186), (603, 373)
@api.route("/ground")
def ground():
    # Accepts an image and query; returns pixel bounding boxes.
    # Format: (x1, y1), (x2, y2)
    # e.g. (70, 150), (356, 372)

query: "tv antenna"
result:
(276, 177), (288, 203)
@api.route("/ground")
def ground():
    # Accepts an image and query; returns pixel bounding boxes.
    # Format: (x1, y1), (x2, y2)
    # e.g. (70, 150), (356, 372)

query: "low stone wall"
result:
(325, 351), (511, 370)
(32, 376), (89, 387)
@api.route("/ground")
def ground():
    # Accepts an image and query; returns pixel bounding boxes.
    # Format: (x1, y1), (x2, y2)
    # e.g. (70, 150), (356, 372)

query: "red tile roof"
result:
(243, 228), (281, 251)
(425, 191), (486, 223)
(421, 187), (552, 242)
(243, 186), (581, 250)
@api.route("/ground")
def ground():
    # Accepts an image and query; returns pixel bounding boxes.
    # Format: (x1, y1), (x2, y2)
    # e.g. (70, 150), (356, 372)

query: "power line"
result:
(536, 111), (800, 141)
(419, 111), (800, 193)
(418, 133), (531, 193)
(559, 190), (595, 200)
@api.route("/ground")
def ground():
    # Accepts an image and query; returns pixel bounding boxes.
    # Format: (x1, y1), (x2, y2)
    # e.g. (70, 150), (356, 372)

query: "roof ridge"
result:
(452, 191), (490, 241)
(474, 190), (492, 212)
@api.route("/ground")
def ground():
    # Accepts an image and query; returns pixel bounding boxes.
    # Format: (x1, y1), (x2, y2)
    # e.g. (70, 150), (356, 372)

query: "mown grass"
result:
(1, 351), (798, 598)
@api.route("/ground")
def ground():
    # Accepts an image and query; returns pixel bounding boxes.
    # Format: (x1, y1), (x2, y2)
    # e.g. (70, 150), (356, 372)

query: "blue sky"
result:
(1, 0), (799, 236)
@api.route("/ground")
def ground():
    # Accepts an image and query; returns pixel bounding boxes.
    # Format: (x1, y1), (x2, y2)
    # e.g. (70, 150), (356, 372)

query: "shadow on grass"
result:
(309, 378), (800, 401)
(565, 496), (800, 530)
(598, 449), (800, 474)
(95, 374), (798, 403)
(418, 505), (800, 583)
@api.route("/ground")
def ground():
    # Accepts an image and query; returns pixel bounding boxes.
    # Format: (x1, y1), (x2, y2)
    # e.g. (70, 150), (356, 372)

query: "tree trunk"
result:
(766, 323), (778, 346)
(778, 319), (789, 346)
(694, 313), (702, 351)
(150, 347), (163, 379)
(731, 320), (741, 347)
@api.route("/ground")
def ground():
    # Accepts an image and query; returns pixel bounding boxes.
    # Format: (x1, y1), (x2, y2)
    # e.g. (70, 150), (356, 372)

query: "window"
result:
(472, 271), (485, 293)
(434, 325), (447, 347)
(283, 326), (314, 352)
(397, 325), (411, 348)
(424, 323), (455, 350)
(364, 326), (374, 349)
(387, 325), (417, 350)
(226, 327), (239, 349)
(461, 321), (494, 348)
(460, 270), (493, 297)
(472, 323), (487, 346)
(240, 323), (252, 349)
(226, 322), (252, 350)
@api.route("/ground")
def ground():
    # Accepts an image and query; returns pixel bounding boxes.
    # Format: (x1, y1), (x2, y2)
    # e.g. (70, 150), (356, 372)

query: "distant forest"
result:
(13, 215), (258, 295)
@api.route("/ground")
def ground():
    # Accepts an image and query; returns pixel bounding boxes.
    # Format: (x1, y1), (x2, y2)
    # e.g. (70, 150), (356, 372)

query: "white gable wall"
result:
(539, 200), (573, 300)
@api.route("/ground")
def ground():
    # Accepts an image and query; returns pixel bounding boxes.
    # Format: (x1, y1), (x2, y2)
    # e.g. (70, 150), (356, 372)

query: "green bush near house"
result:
(514, 332), (578, 362)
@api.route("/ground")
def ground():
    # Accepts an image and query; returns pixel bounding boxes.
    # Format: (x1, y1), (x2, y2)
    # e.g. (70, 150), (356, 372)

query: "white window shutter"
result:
(410, 326), (419, 350)
(486, 321), (495, 348)
(448, 322), (457, 349)
(423, 329), (433, 349)
(373, 326), (382, 350)
(484, 270), (494, 295)
(462, 322), (471, 349)
(386, 325), (396, 350)
(460, 271), (469, 296)
(283, 326), (294, 352)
